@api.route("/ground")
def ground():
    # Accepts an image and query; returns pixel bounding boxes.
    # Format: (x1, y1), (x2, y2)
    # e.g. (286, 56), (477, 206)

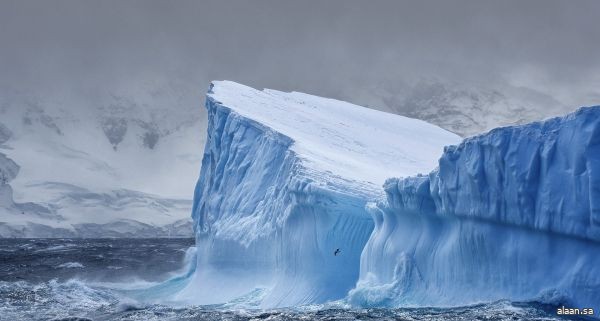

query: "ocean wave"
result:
(56, 262), (85, 269)
(0, 279), (565, 321)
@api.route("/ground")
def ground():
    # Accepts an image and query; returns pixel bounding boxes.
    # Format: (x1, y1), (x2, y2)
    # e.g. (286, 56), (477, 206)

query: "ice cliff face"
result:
(179, 82), (598, 313)
(182, 81), (460, 306)
(351, 106), (600, 312)
(434, 107), (600, 240)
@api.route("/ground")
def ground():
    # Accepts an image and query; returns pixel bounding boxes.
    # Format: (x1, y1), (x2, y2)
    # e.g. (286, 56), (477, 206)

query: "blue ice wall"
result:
(432, 106), (600, 241)
(184, 95), (374, 307)
(351, 106), (600, 312)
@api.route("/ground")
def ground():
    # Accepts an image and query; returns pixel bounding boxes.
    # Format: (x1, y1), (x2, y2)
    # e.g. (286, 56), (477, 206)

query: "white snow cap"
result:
(208, 80), (461, 187)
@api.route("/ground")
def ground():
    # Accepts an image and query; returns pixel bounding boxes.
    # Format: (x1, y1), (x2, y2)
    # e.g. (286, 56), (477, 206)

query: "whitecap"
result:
(57, 262), (85, 269)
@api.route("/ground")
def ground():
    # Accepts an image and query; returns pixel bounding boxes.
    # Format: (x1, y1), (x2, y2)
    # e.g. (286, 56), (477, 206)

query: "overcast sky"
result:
(1, 0), (599, 108)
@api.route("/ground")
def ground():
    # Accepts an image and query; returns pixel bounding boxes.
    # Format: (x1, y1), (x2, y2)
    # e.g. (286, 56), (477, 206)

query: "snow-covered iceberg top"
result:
(207, 81), (460, 195)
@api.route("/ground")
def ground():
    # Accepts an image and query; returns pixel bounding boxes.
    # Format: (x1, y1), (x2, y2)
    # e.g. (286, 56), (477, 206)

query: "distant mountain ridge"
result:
(366, 79), (569, 137)
(0, 82), (204, 237)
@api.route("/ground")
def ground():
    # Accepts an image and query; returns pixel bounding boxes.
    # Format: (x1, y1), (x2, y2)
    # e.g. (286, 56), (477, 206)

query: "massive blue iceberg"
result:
(180, 81), (599, 313)
(179, 81), (460, 306)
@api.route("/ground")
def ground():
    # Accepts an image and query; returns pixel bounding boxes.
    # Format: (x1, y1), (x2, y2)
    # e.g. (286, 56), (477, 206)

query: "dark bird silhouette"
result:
(334, 248), (341, 256)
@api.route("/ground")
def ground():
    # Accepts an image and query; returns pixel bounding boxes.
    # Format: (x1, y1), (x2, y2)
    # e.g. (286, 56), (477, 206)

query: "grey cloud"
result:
(1, 0), (599, 107)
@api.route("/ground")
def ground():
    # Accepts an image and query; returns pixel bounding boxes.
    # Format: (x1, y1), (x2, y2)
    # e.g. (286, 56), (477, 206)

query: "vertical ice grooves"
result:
(352, 106), (600, 313)
(185, 95), (376, 307)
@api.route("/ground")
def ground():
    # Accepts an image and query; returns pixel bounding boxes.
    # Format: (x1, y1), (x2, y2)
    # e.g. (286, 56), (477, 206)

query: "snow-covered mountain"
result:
(0, 81), (205, 237)
(168, 82), (599, 312)
(349, 79), (569, 137)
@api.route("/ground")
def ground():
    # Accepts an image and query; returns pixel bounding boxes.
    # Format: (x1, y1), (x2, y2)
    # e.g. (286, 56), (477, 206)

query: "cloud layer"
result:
(1, 0), (599, 108)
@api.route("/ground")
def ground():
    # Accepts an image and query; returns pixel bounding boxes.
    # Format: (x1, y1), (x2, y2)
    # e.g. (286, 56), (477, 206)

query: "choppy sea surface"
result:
(0, 238), (570, 321)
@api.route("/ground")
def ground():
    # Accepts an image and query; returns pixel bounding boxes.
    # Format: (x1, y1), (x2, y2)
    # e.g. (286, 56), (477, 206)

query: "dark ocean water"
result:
(0, 239), (569, 321)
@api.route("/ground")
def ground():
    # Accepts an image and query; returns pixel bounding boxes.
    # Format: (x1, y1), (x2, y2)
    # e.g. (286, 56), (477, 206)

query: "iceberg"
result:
(182, 80), (599, 313)
(350, 106), (600, 312)
(181, 81), (460, 306)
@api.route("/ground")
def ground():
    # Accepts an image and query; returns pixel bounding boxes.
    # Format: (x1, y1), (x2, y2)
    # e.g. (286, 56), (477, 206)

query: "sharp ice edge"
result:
(181, 81), (599, 313)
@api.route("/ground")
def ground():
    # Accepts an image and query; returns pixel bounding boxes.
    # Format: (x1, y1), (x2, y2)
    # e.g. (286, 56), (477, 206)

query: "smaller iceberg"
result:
(351, 106), (600, 313)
